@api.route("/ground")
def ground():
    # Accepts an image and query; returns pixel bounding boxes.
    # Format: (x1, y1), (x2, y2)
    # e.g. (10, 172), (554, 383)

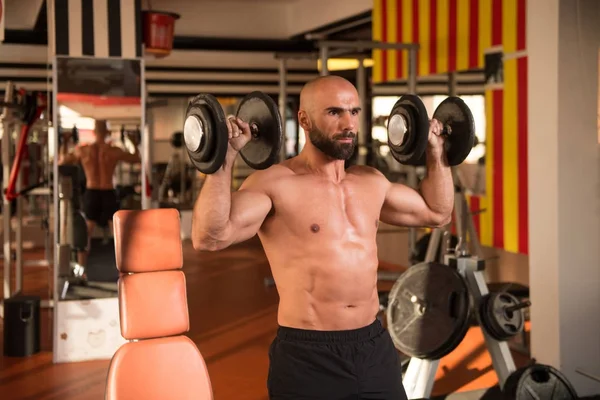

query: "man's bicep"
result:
(228, 188), (272, 242)
(380, 183), (441, 227)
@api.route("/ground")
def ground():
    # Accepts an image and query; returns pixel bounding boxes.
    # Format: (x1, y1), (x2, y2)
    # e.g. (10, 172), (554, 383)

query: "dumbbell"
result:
(183, 91), (282, 174)
(386, 95), (476, 166)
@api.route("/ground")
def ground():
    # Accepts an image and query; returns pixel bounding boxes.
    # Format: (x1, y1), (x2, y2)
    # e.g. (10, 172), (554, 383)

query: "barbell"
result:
(182, 91), (476, 174)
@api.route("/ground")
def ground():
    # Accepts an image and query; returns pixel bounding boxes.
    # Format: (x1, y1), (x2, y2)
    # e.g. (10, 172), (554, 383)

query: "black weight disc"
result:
(183, 93), (228, 174)
(386, 262), (471, 360)
(387, 94), (430, 165)
(236, 91), (282, 170)
(479, 292), (525, 341)
(503, 364), (578, 400)
(432, 96), (476, 166)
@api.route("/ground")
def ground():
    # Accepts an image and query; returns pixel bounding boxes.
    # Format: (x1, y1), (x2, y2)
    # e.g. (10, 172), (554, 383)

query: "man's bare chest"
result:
(265, 178), (385, 237)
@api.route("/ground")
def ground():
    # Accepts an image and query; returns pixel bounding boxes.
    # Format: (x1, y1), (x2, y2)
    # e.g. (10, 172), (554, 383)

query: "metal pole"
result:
(408, 47), (418, 94)
(448, 71), (457, 96)
(406, 46), (419, 260)
(140, 58), (150, 210)
(319, 45), (329, 76)
(2, 82), (14, 300)
(15, 122), (23, 294)
(278, 57), (288, 161)
(356, 57), (368, 165)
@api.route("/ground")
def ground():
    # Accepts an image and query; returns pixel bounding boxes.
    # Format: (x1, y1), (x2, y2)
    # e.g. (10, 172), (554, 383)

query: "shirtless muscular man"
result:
(59, 120), (141, 266)
(192, 76), (454, 399)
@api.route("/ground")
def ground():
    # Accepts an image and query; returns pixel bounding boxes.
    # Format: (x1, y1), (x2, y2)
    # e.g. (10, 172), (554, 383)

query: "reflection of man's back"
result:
(79, 142), (121, 190)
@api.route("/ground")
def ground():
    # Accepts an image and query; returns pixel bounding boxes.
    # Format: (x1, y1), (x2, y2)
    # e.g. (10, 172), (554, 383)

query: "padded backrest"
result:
(106, 209), (213, 400)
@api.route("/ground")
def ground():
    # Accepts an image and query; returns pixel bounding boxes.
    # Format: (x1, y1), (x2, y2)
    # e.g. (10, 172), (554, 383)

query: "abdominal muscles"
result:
(260, 194), (382, 331)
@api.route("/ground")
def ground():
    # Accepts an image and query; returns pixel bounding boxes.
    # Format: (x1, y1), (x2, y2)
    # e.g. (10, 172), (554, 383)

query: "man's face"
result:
(307, 87), (361, 160)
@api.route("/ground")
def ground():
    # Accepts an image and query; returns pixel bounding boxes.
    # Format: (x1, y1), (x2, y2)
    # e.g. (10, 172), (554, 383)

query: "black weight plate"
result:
(236, 91), (282, 170)
(503, 364), (578, 400)
(432, 96), (476, 166)
(184, 93), (228, 174)
(386, 262), (471, 360)
(387, 94), (430, 165)
(481, 292), (524, 341)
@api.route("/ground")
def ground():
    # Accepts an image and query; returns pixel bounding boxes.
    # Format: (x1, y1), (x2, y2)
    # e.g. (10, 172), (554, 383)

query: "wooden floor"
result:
(0, 238), (531, 400)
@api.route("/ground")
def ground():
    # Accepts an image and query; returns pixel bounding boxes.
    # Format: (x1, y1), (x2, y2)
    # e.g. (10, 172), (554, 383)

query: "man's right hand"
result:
(226, 116), (252, 153)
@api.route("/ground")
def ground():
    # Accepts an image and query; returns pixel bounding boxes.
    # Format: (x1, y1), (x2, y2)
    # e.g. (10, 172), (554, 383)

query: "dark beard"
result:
(308, 128), (357, 160)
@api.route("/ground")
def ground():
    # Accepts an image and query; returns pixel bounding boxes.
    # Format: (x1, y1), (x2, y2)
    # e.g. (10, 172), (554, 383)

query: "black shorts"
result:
(83, 189), (118, 227)
(267, 319), (408, 400)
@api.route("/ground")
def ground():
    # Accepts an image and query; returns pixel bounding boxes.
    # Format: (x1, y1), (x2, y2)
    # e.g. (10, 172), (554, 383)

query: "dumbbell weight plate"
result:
(236, 91), (283, 170)
(387, 95), (430, 166)
(479, 292), (525, 341)
(183, 93), (228, 175)
(432, 96), (476, 166)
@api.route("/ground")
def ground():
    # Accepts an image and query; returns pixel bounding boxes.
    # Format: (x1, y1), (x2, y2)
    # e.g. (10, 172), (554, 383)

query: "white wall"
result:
(528, 0), (600, 396)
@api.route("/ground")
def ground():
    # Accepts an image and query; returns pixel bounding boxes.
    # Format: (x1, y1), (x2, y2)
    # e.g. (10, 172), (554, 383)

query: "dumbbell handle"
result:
(504, 300), (531, 314)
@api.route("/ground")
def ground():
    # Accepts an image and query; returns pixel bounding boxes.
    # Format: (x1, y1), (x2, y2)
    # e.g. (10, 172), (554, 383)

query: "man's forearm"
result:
(191, 151), (236, 249)
(419, 149), (454, 220)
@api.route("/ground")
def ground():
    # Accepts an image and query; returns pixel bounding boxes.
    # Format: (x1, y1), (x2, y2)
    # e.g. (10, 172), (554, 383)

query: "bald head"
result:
(299, 75), (359, 115)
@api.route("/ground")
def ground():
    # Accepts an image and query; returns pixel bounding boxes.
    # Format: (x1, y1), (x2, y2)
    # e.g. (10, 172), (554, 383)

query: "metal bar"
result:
(407, 48), (418, 94)
(2, 82), (14, 299)
(278, 57), (287, 161)
(15, 123), (23, 293)
(52, 56), (60, 363)
(319, 45), (329, 76)
(448, 71), (458, 96)
(356, 57), (367, 165)
(140, 57), (150, 210)
(318, 40), (419, 51)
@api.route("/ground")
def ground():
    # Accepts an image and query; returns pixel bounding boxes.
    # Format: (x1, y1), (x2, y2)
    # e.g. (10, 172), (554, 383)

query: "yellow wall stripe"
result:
(401, 0), (413, 80)
(456, 0), (470, 71)
(502, 0), (517, 54)
(372, 0), (383, 83)
(436, 0), (449, 75)
(386, 0), (398, 82)
(484, 89), (495, 247)
(479, 195), (492, 246)
(418, 0), (431, 76)
(502, 57), (519, 252)
(478, 0), (492, 67)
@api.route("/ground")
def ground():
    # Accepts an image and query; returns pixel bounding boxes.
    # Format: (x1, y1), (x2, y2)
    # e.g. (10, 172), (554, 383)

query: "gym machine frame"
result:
(1, 81), (53, 317)
(265, 40), (421, 287)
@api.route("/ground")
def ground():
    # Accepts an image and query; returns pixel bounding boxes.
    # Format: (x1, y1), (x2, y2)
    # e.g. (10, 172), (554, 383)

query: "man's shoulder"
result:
(242, 163), (294, 189)
(347, 164), (386, 179)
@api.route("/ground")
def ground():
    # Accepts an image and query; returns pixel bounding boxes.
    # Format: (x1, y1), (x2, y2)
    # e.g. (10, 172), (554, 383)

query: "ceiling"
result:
(0, 0), (373, 69)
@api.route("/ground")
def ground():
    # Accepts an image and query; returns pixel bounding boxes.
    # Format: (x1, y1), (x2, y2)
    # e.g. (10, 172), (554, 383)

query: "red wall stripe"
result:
(381, 0), (388, 79)
(469, 0), (479, 68)
(448, 0), (457, 71)
(492, 89), (504, 248)
(471, 196), (481, 237)
(516, 0), (526, 50)
(396, 0), (403, 79)
(413, 0), (420, 74)
(517, 57), (528, 254)
(491, 0), (502, 46)
(430, 0), (438, 74)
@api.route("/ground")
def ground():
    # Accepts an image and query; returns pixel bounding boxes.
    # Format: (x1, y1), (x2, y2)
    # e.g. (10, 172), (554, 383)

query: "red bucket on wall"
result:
(142, 10), (180, 57)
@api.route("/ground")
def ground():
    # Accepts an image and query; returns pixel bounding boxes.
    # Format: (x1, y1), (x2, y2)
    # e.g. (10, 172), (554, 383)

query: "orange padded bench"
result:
(105, 208), (213, 400)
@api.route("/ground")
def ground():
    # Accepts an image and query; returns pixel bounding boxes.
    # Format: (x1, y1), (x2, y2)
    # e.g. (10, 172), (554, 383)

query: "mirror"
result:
(53, 56), (144, 302)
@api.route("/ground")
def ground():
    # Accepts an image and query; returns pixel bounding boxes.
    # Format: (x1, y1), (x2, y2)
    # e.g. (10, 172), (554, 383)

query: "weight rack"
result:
(399, 171), (520, 399)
